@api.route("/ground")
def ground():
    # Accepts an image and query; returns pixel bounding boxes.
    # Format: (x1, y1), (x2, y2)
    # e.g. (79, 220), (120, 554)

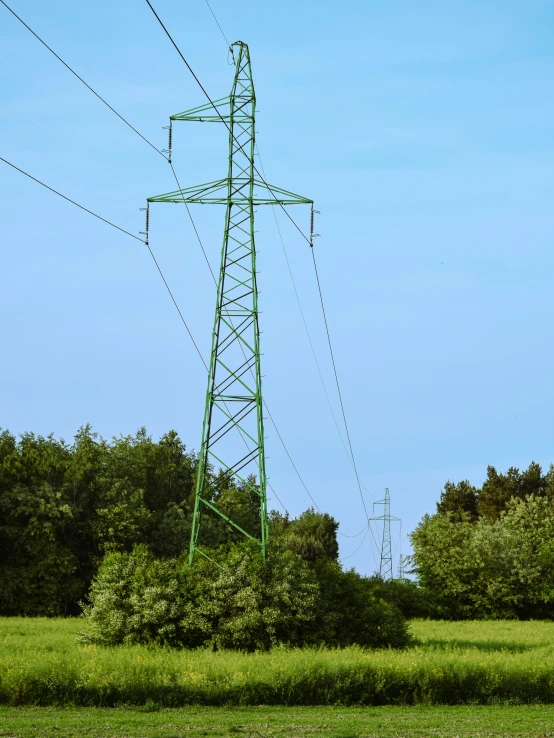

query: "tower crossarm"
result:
(170, 96), (243, 124)
(148, 179), (312, 206)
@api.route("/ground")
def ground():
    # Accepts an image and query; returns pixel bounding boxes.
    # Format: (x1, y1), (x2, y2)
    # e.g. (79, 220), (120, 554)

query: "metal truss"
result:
(147, 41), (312, 564)
(369, 488), (400, 581)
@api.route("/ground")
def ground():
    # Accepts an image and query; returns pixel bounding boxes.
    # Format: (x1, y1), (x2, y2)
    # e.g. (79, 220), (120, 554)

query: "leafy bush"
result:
(81, 542), (410, 651)
(364, 575), (436, 619)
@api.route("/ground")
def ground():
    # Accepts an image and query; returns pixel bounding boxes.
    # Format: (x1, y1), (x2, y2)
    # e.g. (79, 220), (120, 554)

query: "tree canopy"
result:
(411, 462), (554, 619)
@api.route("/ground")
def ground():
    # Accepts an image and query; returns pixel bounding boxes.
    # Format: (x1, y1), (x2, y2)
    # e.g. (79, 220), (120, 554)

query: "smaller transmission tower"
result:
(370, 488), (400, 581)
(398, 554), (407, 581)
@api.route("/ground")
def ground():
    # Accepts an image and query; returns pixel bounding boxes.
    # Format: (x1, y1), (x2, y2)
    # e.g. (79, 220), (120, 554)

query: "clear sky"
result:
(1, 0), (553, 574)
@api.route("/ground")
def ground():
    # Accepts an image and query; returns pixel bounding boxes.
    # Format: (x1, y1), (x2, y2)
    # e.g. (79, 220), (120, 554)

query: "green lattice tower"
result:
(370, 488), (400, 581)
(147, 41), (312, 564)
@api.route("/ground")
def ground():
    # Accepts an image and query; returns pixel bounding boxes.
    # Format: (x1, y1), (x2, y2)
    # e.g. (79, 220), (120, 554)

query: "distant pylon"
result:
(397, 519), (407, 581)
(369, 488), (400, 581)
(398, 554), (406, 581)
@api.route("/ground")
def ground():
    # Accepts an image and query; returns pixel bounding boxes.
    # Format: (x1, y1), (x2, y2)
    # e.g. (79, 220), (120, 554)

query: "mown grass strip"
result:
(2, 705), (554, 738)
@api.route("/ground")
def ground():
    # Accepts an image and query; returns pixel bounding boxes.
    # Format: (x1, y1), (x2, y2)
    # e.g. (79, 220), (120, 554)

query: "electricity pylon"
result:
(398, 554), (407, 581)
(369, 488), (400, 580)
(396, 520), (407, 581)
(146, 41), (312, 565)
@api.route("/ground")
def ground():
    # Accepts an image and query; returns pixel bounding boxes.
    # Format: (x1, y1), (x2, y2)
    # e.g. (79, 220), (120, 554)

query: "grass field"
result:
(2, 704), (554, 737)
(2, 618), (554, 707)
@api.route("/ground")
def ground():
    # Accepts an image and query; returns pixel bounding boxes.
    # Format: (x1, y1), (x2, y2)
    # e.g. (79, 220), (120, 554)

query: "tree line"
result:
(4, 423), (550, 625)
(0, 425), (419, 649)
(411, 462), (554, 619)
(0, 425), (231, 615)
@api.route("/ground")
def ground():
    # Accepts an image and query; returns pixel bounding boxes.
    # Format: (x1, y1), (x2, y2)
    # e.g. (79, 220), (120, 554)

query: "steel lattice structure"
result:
(147, 41), (312, 564)
(370, 488), (400, 581)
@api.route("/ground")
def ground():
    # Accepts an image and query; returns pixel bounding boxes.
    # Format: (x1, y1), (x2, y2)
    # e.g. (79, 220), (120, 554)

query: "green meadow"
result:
(2, 618), (554, 707)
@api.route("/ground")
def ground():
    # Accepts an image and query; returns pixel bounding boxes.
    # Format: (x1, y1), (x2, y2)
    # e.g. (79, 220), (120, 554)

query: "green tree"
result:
(411, 495), (554, 619)
(281, 508), (339, 563)
(410, 512), (479, 618)
(0, 482), (81, 615)
(436, 480), (478, 521)
(478, 462), (546, 520)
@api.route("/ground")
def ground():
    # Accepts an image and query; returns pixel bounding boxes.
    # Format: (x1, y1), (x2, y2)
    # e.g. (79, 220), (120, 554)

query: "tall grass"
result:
(2, 618), (554, 706)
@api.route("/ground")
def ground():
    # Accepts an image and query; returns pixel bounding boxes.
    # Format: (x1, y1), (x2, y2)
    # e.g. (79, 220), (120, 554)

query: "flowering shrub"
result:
(80, 542), (410, 650)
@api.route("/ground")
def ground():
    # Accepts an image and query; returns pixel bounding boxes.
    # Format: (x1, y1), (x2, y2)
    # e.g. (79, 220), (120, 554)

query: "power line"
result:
(254, 146), (379, 563)
(202, 0), (233, 54)
(144, 0), (311, 246)
(2, 151), (292, 520)
(268, 484), (289, 516)
(2, 0), (291, 518)
(144, 242), (207, 367)
(311, 247), (368, 517)
(3, 0), (338, 525)
(0, 3), (209, 368)
(0, 156), (144, 243)
(255, 146), (348, 449)
(339, 524), (367, 538)
(0, 0), (166, 161)
(255, 146), (376, 499)
(262, 400), (322, 513)
(310, 246), (372, 524)
(0, 155), (210, 369)
(340, 528), (368, 562)
(169, 162), (216, 280)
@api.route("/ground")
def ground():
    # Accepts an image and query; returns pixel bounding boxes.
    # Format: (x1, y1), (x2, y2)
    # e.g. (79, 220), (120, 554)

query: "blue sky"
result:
(1, 0), (554, 574)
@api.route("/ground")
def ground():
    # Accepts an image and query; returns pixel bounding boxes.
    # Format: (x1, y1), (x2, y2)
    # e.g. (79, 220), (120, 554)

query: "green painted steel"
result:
(148, 41), (312, 564)
(148, 178), (311, 206)
(370, 489), (401, 581)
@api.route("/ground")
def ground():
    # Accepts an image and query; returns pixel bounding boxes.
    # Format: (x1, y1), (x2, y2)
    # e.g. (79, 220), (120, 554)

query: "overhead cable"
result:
(2, 0), (290, 516)
(0, 156), (144, 243)
(1, 0), (321, 521)
(310, 247), (370, 524)
(0, 155), (208, 369)
(144, 241), (207, 366)
(255, 146), (364, 479)
(202, 0), (233, 55)
(340, 528), (369, 562)
(0, 0), (166, 161)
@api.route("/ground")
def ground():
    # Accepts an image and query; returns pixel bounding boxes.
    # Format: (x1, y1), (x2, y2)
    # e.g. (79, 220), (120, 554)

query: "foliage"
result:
(0, 425), (412, 650)
(81, 541), (409, 651)
(0, 426), (235, 616)
(411, 494), (554, 619)
(81, 542), (320, 651)
(434, 461), (554, 522)
(364, 574), (436, 619)
(4, 618), (554, 706)
(477, 462), (552, 520)
(436, 480), (479, 521)
(278, 508), (339, 563)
